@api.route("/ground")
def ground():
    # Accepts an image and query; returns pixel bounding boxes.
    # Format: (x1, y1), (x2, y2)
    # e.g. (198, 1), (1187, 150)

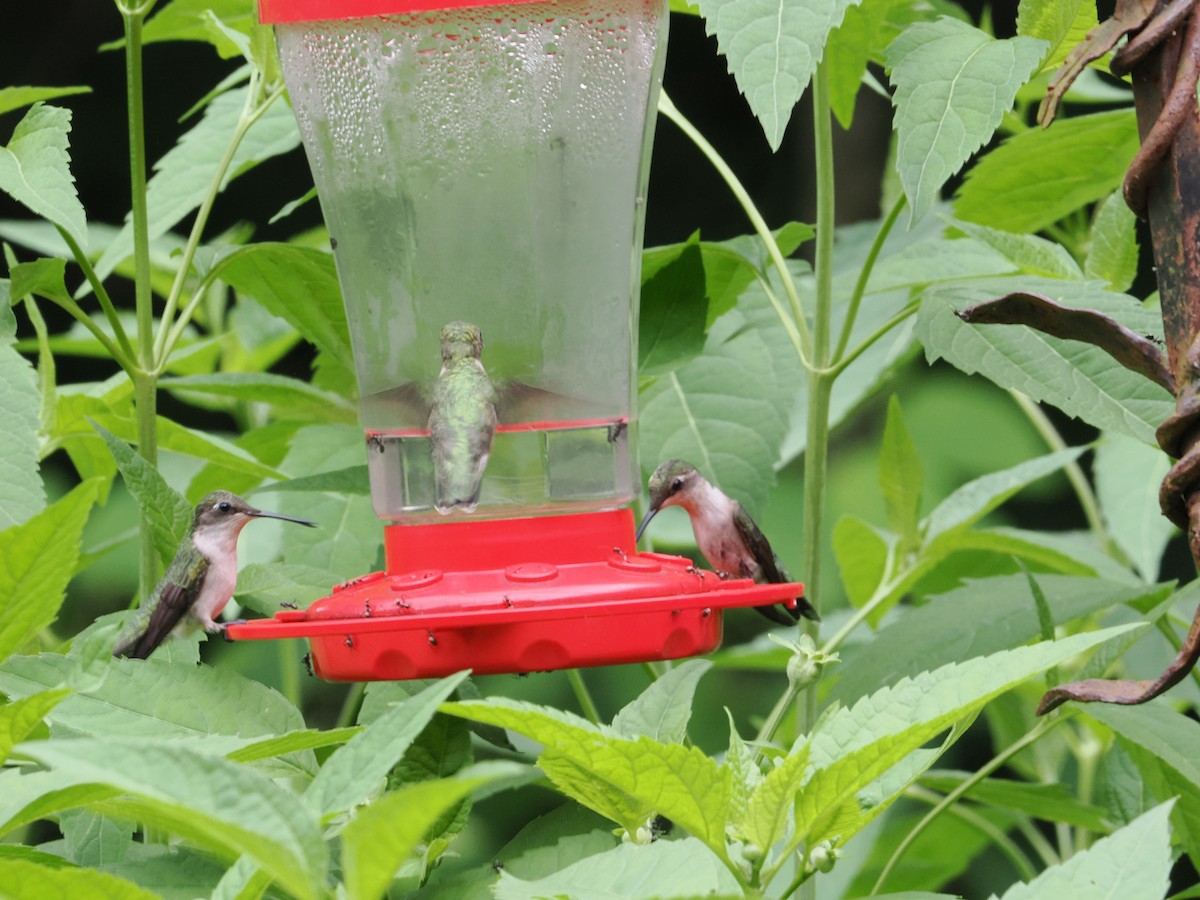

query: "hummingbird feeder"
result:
(229, 0), (804, 678)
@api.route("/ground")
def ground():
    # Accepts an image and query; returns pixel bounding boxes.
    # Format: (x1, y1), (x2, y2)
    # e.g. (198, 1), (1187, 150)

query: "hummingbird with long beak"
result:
(635, 459), (818, 626)
(429, 320), (499, 514)
(112, 491), (315, 659)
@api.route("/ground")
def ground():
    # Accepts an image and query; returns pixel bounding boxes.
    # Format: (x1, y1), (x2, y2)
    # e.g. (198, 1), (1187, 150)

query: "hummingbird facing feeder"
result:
(227, 0), (806, 679)
(113, 491), (314, 659)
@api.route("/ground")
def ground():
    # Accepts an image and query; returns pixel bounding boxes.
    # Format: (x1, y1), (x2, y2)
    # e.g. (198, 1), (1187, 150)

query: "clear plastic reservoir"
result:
(276, 0), (665, 522)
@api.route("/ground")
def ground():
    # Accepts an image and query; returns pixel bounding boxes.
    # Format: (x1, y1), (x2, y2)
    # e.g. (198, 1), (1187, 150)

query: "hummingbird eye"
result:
(217, 501), (232, 512)
(671, 478), (684, 493)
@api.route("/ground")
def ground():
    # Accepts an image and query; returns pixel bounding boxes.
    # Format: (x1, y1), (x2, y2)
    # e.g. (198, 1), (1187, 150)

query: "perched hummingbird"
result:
(112, 491), (315, 659)
(428, 320), (499, 514)
(635, 459), (818, 626)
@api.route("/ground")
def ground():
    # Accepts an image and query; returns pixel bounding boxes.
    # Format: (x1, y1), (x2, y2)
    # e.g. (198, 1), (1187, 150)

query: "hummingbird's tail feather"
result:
(752, 595), (819, 627)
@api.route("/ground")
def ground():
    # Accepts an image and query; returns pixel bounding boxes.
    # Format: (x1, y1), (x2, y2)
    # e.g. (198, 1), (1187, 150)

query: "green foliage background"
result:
(0, 0), (1197, 898)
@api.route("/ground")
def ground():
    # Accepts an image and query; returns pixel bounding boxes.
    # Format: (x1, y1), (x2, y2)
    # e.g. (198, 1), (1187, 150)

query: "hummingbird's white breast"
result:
(687, 487), (755, 579)
(189, 526), (243, 631)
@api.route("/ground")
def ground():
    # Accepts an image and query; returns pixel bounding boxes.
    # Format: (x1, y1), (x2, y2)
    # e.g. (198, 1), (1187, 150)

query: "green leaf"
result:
(950, 220), (1084, 280)
(160, 373), (356, 423)
(1085, 191), (1140, 293)
(231, 562), (341, 617)
(886, 20), (1046, 223)
(305, 672), (469, 819)
(0, 858), (161, 900)
(9, 256), (72, 303)
(918, 277), (1172, 445)
(88, 844), (228, 898)
(0, 689), (69, 763)
(880, 395), (923, 548)
(60, 809), (132, 867)
(796, 627), (1138, 854)
(16, 738), (327, 900)
(0, 480), (99, 662)
(955, 109), (1140, 233)
(227, 726), (360, 765)
(493, 838), (742, 900)
(741, 743), (812, 853)
(638, 296), (791, 517)
(0, 86), (92, 118)
(88, 411), (286, 482)
(693, 0), (864, 149)
(611, 659), (711, 743)
(342, 763), (524, 900)
(1018, 0), (1099, 75)
(211, 244), (352, 375)
(253, 465), (370, 496)
(143, 0), (256, 50)
(639, 239), (708, 377)
(921, 770), (1108, 830)
(0, 285), (44, 528)
(0, 654), (307, 753)
(91, 420), (192, 567)
(1085, 703), (1200, 869)
(993, 801), (1173, 900)
(924, 446), (1083, 540)
(441, 698), (732, 858)
(0, 104), (87, 251)
(833, 514), (890, 607)
(94, 90), (299, 280)
(825, 0), (902, 128)
(262, 425), (380, 575)
(1094, 432), (1173, 582)
(831, 575), (1163, 705)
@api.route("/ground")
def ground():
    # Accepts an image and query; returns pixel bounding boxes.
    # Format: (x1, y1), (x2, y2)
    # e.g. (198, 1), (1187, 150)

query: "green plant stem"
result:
(657, 91), (813, 365)
(832, 193), (906, 361)
(334, 681), (367, 729)
(279, 640), (302, 710)
(1009, 391), (1108, 545)
(754, 679), (799, 747)
(1072, 726), (1101, 854)
(871, 713), (1067, 893)
(793, 61), (838, 900)
(567, 669), (602, 724)
(154, 80), (285, 367)
(56, 226), (136, 364)
(1015, 817), (1062, 868)
(906, 785), (1040, 882)
(121, 5), (159, 601)
(823, 300), (918, 379)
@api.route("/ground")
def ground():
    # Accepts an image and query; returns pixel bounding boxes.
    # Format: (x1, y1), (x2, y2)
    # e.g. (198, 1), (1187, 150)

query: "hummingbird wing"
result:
(113, 552), (209, 659)
(732, 502), (820, 623)
(493, 380), (614, 423)
(732, 502), (786, 583)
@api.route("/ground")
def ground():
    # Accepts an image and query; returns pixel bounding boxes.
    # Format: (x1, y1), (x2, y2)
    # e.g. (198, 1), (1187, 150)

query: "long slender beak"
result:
(252, 509), (317, 528)
(634, 507), (658, 544)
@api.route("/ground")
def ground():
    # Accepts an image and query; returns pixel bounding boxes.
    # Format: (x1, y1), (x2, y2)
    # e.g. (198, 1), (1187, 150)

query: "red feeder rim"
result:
(260, 0), (569, 23)
(228, 509), (805, 680)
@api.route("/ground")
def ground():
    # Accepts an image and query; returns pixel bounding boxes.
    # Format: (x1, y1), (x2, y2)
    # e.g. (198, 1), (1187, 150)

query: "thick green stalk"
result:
(567, 668), (602, 724)
(794, 59), (837, 900)
(122, 6), (159, 600)
(798, 60), (837, 713)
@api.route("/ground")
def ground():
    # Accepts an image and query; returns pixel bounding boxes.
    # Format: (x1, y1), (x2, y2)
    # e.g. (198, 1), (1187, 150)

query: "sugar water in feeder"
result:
(274, 0), (656, 520)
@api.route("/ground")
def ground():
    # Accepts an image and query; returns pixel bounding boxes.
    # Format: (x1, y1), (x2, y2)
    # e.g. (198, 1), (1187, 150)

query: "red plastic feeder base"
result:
(227, 509), (804, 680)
